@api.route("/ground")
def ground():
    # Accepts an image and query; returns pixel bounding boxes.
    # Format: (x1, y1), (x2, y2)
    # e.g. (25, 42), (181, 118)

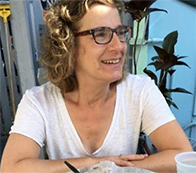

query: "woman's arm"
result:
(130, 120), (193, 173)
(0, 133), (147, 173)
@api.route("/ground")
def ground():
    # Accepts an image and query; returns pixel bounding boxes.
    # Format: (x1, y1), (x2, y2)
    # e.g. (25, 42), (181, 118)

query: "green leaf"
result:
(139, 8), (167, 19)
(162, 31), (178, 55)
(139, 10), (148, 19)
(166, 98), (179, 109)
(162, 90), (171, 99)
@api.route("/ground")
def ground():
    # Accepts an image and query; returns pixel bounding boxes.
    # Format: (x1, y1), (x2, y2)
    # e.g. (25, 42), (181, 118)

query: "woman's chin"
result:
(109, 73), (123, 83)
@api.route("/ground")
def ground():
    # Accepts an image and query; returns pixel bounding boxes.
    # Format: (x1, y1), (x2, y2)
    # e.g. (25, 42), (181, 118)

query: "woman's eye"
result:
(95, 31), (107, 38)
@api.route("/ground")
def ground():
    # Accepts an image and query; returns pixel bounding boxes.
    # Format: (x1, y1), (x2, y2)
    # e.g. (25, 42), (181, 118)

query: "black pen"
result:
(64, 160), (81, 173)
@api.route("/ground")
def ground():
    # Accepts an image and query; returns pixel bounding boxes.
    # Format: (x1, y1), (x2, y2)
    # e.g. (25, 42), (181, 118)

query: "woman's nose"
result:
(108, 33), (124, 51)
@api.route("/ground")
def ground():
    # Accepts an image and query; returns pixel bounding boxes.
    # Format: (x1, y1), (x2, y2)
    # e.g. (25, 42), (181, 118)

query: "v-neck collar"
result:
(58, 84), (121, 156)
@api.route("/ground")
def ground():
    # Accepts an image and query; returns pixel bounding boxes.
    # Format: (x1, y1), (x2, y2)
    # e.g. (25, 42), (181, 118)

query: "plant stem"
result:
(133, 20), (140, 74)
(159, 70), (168, 90)
(159, 69), (164, 86)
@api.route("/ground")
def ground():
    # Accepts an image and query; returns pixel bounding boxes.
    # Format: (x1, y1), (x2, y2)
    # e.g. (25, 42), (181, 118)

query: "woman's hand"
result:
(99, 154), (148, 167)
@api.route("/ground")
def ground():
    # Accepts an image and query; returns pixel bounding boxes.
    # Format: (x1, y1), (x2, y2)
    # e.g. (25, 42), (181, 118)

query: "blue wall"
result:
(148, 0), (196, 129)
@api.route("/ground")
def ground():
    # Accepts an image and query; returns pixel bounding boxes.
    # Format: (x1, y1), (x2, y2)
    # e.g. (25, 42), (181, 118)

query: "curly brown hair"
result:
(40, 0), (126, 93)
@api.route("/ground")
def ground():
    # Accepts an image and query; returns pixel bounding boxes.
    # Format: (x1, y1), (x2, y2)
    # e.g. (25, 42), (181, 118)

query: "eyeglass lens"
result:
(93, 26), (131, 44)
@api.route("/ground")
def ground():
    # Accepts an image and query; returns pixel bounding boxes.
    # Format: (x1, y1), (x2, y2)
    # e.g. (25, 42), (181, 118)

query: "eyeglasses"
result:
(75, 25), (132, 45)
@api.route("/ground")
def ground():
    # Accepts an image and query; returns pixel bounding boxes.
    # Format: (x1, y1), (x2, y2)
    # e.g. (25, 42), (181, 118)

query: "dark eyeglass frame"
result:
(75, 25), (132, 45)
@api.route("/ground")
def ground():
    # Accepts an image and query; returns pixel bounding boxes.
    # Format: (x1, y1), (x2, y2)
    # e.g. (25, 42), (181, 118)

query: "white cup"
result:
(175, 151), (196, 173)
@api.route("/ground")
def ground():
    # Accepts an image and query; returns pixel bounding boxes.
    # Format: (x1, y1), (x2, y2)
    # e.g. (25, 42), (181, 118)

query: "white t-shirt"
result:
(10, 74), (175, 159)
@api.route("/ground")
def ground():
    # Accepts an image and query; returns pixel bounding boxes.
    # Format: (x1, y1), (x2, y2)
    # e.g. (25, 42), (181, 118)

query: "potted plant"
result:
(144, 31), (192, 109)
(123, 0), (192, 154)
(124, 0), (191, 110)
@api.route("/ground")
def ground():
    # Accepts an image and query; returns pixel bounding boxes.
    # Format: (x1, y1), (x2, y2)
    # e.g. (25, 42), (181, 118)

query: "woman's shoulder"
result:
(121, 73), (153, 89)
(117, 74), (159, 105)
(24, 82), (60, 100)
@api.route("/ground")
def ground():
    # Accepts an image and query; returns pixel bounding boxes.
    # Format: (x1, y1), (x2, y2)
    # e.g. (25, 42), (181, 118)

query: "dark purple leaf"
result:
(124, 0), (156, 11)
(148, 8), (167, 13)
(177, 56), (187, 60)
(175, 61), (191, 68)
(148, 61), (164, 71)
(162, 31), (178, 55)
(168, 88), (192, 94)
(124, 0), (166, 21)
(153, 46), (170, 63)
(168, 69), (176, 76)
(143, 68), (158, 85)
(151, 56), (159, 61)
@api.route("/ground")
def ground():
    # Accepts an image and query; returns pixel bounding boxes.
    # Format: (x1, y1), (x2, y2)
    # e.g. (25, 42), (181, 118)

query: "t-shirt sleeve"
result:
(141, 78), (176, 136)
(10, 90), (45, 147)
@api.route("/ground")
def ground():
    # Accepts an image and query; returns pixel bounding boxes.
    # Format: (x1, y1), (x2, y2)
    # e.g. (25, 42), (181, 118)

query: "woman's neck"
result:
(64, 82), (116, 107)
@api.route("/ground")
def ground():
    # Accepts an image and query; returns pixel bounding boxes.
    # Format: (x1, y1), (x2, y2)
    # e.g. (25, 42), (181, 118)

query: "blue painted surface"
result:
(148, 0), (196, 131)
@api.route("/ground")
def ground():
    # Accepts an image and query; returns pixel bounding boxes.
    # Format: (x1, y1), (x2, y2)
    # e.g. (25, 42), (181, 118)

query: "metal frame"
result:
(9, 0), (37, 94)
(0, 36), (12, 136)
(0, 7), (21, 134)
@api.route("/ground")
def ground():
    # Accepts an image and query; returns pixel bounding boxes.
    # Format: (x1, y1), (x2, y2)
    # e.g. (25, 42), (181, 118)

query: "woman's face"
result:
(75, 4), (127, 85)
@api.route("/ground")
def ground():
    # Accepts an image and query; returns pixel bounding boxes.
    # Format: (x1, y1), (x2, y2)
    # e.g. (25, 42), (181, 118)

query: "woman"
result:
(0, 0), (192, 172)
